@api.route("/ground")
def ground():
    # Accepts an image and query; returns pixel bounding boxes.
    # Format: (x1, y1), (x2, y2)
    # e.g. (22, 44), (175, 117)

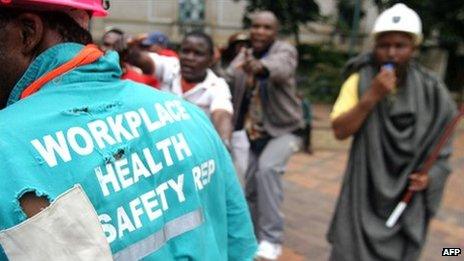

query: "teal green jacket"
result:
(0, 43), (256, 260)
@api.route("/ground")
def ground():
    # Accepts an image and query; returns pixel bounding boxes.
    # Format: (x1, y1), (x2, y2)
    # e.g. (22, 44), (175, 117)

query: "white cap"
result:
(372, 3), (422, 45)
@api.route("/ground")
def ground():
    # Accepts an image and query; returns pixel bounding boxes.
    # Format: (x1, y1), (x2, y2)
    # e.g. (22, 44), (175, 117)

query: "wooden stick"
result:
(386, 104), (464, 227)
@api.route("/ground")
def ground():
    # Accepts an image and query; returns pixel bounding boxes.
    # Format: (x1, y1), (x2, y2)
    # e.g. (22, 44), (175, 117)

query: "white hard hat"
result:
(372, 3), (422, 45)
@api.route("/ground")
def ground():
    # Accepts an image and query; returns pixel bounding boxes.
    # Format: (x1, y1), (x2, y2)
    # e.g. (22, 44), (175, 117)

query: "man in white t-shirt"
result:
(149, 31), (234, 148)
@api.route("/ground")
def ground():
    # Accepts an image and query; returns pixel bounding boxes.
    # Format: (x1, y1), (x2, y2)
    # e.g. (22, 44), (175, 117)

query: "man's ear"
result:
(16, 13), (44, 55)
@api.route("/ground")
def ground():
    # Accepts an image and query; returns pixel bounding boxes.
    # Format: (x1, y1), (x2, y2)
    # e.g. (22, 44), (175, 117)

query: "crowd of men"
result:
(0, 1), (458, 261)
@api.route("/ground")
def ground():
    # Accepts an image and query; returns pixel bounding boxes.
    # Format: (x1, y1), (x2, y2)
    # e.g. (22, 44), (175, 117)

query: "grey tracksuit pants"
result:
(245, 133), (302, 244)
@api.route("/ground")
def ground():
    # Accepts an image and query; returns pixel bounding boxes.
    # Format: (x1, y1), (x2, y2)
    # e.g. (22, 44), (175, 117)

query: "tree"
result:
(336, 0), (365, 36)
(234, 0), (320, 45)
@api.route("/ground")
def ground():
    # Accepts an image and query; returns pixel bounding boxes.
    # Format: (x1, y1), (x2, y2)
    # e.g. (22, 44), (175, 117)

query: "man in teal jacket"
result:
(0, 1), (256, 260)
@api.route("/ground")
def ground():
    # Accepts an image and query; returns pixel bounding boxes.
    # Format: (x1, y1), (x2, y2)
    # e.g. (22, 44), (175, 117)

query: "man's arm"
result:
(147, 52), (179, 86)
(239, 44), (297, 85)
(211, 109), (233, 148)
(209, 78), (235, 145)
(259, 43), (297, 84)
(332, 68), (396, 140)
(126, 49), (156, 75)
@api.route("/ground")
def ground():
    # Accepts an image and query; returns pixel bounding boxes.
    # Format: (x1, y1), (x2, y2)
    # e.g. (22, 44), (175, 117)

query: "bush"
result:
(296, 44), (349, 103)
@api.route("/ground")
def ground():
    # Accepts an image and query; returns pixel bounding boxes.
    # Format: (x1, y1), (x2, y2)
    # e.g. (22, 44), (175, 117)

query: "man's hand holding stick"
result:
(386, 104), (464, 228)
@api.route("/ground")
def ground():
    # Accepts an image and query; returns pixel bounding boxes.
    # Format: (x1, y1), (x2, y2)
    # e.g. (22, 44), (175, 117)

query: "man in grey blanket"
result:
(328, 3), (457, 261)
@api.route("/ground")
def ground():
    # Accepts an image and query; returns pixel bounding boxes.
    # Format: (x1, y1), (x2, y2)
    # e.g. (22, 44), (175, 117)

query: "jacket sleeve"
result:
(224, 52), (246, 84)
(260, 43), (298, 85)
(220, 146), (257, 260)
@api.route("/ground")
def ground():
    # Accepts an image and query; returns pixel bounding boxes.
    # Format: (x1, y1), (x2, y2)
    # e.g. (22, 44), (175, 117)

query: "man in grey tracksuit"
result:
(225, 10), (305, 260)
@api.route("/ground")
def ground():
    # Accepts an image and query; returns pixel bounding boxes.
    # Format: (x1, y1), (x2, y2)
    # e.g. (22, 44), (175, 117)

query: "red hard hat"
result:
(0, 0), (109, 17)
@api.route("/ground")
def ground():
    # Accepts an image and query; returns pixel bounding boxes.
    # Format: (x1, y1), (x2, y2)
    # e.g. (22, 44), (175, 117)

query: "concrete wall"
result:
(91, 0), (378, 48)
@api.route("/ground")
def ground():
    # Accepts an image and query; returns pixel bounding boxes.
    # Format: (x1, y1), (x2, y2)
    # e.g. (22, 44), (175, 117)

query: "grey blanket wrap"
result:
(328, 54), (457, 261)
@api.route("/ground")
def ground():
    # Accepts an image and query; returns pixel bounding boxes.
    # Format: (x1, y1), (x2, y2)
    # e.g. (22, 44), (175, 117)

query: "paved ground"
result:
(278, 104), (464, 261)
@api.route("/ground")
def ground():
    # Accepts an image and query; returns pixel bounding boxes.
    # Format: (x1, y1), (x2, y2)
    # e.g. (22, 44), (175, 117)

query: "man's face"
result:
(101, 32), (122, 51)
(374, 32), (415, 67)
(0, 19), (30, 109)
(250, 14), (277, 53)
(179, 36), (212, 82)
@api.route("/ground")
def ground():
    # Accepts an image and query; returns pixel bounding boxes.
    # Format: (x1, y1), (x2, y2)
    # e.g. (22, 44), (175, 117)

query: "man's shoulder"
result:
(0, 81), (222, 175)
(413, 63), (442, 84)
(204, 70), (229, 87)
(271, 40), (297, 53)
(0, 80), (209, 133)
(122, 80), (177, 100)
(112, 81), (216, 123)
(412, 63), (455, 97)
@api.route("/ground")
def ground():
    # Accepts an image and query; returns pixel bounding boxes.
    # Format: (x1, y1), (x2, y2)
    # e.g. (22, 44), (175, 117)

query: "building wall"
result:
(92, 1), (179, 42)
(91, 0), (378, 48)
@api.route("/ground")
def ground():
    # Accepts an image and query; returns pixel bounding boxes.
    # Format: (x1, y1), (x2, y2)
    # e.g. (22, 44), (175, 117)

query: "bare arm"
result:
(211, 109), (233, 147)
(332, 68), (396, 140)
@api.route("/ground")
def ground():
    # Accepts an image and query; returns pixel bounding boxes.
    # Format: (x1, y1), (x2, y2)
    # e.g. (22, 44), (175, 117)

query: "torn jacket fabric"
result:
(0, 43), (257, 261)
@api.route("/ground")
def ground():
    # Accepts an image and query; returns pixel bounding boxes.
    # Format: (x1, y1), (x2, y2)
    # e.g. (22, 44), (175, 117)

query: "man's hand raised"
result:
(368, 67), (396, 102)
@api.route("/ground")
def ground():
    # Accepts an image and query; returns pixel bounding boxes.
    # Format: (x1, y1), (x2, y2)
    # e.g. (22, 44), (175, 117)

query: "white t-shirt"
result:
(149, 52), (233, 117)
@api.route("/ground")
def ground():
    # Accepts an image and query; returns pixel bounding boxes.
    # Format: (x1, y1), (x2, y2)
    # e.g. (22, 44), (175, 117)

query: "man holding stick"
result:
(328, 3), (458, 261)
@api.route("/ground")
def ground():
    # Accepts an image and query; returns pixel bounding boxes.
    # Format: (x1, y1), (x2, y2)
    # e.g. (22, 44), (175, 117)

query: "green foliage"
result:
(296, 44), (349, 103)
(336, 0), (365, 35)
(234, 0), (320, 44)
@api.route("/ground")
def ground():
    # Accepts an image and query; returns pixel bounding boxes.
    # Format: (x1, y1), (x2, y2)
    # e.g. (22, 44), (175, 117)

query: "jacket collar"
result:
(7, 43), (121, 107)
(172, 69), (219, 96)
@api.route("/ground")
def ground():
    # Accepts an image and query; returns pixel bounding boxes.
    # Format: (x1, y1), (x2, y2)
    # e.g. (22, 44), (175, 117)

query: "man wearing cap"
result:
(0, 1), (256, 260)
(328, 3), (457, 260)
(221, 32), (250, 69)
(141, 31), (178, 58)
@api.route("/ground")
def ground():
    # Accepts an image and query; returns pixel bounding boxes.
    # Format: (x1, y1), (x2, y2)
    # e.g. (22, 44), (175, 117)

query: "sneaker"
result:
(256, 240), (282, 260)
